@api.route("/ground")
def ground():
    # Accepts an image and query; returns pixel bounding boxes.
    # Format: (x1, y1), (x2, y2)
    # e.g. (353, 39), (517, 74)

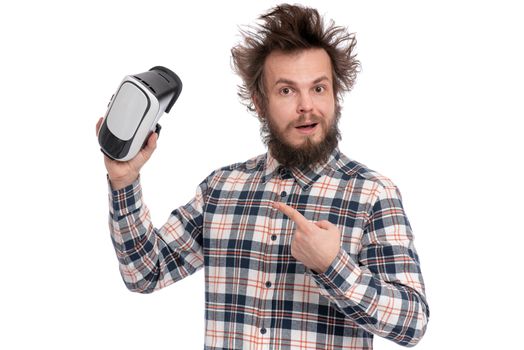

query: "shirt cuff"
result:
(309, 248), (362, 298)
(107, 175), (143, 219)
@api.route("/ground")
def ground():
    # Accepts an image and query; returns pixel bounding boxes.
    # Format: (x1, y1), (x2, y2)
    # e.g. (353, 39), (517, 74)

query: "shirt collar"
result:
(262, 147), (342, 190)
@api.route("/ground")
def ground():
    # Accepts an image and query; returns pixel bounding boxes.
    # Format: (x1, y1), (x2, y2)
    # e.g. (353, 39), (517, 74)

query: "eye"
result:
(280, 87), (293, 95)
(314, 85), (326, 93)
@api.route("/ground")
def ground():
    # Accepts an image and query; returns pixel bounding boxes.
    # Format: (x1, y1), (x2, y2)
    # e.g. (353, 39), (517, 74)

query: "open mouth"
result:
(295, 122), (319, 130)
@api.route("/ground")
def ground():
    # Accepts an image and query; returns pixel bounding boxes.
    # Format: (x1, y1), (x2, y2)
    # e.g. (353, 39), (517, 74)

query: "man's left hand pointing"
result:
(272, 202), (341, 274)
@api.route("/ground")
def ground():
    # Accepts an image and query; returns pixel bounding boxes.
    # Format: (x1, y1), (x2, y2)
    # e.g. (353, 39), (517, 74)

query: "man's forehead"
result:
(274, 76), (331, 87)
(263, 48), (333, 85)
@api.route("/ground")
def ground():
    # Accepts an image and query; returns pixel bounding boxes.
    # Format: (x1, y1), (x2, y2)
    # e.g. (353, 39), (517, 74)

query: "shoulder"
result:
(202, 153), (267, 183)
(217, 153), (266, 173)
(333, 152), (398, 190)
(333, 152), (407, 210)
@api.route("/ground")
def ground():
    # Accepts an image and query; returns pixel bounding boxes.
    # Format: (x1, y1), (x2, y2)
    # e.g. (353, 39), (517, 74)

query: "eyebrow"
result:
(274, 75), (331, 86)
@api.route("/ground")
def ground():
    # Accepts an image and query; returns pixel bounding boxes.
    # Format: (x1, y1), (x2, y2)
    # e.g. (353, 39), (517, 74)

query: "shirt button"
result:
(279, 167), (292, 179)
(280, 191), (287, 197)
(266, 281), (272, 288)
(260, 328), (267, 335)
(271, 234), (277, 241)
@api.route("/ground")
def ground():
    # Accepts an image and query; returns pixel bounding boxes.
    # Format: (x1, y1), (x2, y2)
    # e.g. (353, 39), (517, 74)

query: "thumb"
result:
(141, 132), (158, 158)
(314, 220), (335, 230)
(95, 117), (103, 137)
(133, 132), (158, 167)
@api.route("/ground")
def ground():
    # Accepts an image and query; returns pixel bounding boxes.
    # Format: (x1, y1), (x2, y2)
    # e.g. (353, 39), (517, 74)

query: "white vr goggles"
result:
(98, 66), (182, 161)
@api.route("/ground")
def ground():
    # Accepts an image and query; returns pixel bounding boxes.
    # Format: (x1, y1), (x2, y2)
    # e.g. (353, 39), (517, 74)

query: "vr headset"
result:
(98, 66), (182, 161)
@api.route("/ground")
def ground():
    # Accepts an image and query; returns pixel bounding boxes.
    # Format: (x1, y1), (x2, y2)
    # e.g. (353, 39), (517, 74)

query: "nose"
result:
(297, 93), (313, 114)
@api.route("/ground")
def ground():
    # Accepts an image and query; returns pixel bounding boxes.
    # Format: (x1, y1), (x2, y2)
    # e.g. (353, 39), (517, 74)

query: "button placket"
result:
(261, 173), (291, 343)
(261, 175), (285, 343)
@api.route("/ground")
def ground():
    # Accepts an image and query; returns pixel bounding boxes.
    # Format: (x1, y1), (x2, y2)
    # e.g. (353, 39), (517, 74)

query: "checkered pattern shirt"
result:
(108, 148), (429, 349)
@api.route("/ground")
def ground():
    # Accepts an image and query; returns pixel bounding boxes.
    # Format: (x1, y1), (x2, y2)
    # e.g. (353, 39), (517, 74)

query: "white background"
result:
(1, 0), (522, 349)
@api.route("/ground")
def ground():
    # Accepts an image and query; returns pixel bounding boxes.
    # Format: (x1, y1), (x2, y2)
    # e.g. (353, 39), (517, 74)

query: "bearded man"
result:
(97, 4), (429, 349)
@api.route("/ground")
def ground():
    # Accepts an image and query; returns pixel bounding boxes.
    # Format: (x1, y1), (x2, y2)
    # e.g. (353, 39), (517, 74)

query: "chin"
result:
(298, 135), (323, 147)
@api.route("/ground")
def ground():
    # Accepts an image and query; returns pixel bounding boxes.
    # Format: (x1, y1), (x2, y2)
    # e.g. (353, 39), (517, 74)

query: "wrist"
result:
(317, 248), (341, 274)
(109, 175), (138, 191)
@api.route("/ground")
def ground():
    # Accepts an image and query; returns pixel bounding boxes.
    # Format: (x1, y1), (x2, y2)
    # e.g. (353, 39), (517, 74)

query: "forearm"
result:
(310, 248), (429, 346)
(108, 178), (204, 293)
(109, 204), (161, 293)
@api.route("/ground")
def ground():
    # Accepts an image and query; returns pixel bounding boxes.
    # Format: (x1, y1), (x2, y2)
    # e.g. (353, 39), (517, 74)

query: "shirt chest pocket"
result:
(205, 193), (274, 251)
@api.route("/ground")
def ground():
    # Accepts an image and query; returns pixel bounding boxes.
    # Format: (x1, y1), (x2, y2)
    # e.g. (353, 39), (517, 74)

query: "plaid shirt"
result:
(108, 148), (429, 349)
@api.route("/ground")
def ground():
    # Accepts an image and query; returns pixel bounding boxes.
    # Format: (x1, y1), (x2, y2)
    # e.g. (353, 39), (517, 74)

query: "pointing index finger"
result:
(272, 202), (311, 229)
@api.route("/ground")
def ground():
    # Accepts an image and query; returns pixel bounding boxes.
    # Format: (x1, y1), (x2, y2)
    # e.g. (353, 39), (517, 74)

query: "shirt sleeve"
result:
(309, 184), (430, 347)
(108, 176), (208, 293)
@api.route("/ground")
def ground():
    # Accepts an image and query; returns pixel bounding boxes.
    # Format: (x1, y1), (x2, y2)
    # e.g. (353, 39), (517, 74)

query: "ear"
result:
(252, 94), (262, 117)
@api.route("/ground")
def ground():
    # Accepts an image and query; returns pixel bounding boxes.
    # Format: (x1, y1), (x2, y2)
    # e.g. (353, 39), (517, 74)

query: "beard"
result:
(261, 110), (341, 169)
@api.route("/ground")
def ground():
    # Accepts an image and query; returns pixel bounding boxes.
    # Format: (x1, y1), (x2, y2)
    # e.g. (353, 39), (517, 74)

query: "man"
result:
(98, 4), (429, 349)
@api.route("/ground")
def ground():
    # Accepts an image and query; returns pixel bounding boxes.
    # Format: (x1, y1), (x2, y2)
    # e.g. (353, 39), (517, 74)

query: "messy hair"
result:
(231, 4), (360, 119)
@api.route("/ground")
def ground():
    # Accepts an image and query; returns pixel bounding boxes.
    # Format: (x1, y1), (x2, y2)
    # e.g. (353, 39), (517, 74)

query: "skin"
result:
(272, 202), (341, 274)
(260, 48), (336, 149)
(95, 117), (157, 190)
(261, 48), (341, 273)
(96, 47), (342, 273)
